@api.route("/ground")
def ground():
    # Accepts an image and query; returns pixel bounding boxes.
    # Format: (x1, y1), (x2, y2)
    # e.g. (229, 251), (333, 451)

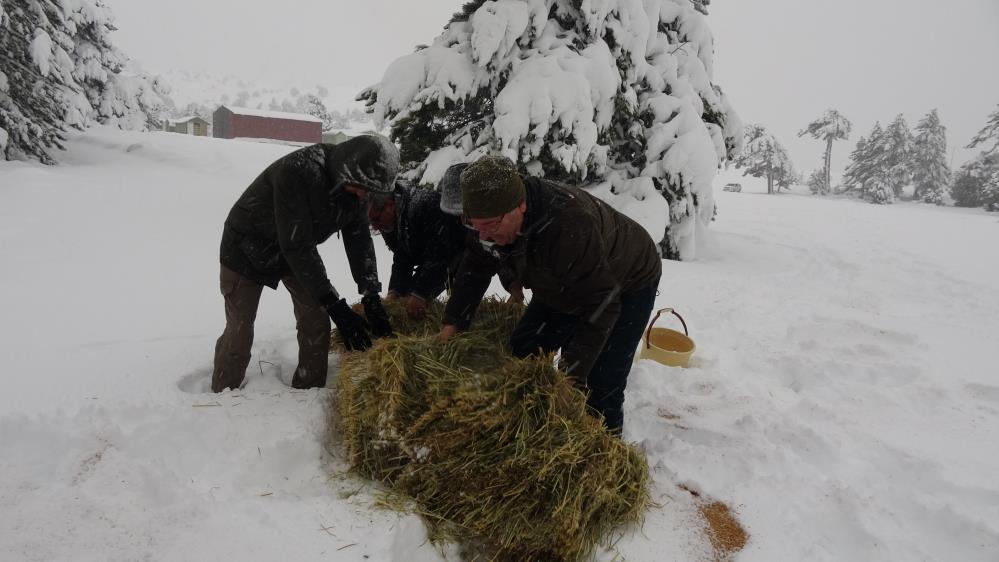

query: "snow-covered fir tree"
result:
(954, 154), (999, 211)
(805, 168), (826, 195)
(844, 122), (894, 204)
(180, 101), (211, 120)
(65, 1), (165, 130)
(360, 0), (743, 260)
(797, 108), (851, 195)
(911, 109), (949, 204)
(950, 155), (997, 209)
(967, 104), (999, 157)
(305, 95), (334, 132)
(950, 167), (979, 207)
(883, 114), (914, 197)
(981, 165), (999, 212)
(733, 123), (794, 194)
(842, 135), (869, 192)
(0, 0), (167, 163)
(1, 0), (80, 163)
(962, 105), (999, 211)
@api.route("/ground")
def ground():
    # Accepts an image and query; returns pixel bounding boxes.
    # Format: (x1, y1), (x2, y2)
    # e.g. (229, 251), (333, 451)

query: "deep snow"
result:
(1, 129), (997, 561)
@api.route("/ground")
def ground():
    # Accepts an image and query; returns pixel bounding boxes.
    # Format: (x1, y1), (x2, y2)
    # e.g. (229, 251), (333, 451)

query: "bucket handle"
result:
(644, 308), (689, 349)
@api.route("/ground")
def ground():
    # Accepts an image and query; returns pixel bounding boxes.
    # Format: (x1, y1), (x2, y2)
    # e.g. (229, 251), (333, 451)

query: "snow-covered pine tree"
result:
(911, 109), (949, 204)
(982, 161), (999, 211)
(305, 95), (334, 132)
(866, 175), (895, 204)
(180, 102), (211, 120)
(776, 164), (799, 193)
(733, 123), (794, 195)
(805, 168), (825, 194)
(964, 105), (999, 211)
(967, 104), (999, 157)
(0, 0), (82, 163)
(951, 158), (984, 208)
(67, 1), (140, 128)
(842, 135), (868, 193)
(883, 114), (914, 198)
(360, 0), (743, 260)
(844, 122), (894, 204)
(0, 0), (168, 162)
(797, 108), (851, 195)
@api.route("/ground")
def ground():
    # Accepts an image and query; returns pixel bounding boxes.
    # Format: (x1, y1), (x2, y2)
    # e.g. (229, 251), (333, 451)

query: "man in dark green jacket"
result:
(213, 135), (398, 392)
(439, 156), (661, 434)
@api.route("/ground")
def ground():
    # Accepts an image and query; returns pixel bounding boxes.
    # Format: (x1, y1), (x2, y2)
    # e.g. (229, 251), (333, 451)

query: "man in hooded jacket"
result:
(213, 135), (398, 392)
(366, 179), (467, 319)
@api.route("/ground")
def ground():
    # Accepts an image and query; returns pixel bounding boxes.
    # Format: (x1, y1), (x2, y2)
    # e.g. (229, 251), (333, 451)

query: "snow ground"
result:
(1, 129), (997, 561)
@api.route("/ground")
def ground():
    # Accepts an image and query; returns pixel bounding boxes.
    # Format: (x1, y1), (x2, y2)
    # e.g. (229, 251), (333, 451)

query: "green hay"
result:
(330, 299), (650, 561)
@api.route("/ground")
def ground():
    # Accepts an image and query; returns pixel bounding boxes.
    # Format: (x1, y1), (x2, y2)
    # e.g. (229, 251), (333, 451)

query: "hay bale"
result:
(331, 298), (522, 352)
(331, 300), (650, 561)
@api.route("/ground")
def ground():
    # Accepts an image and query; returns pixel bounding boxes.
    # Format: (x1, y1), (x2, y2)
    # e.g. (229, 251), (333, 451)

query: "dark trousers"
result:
(212, 266), (331, 392)
(509, 285), (657, 434)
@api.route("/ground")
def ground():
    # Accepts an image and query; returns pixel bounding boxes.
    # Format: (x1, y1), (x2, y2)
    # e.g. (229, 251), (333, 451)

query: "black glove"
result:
(327, 298), (373, 351)
(361, 294), (394, 338)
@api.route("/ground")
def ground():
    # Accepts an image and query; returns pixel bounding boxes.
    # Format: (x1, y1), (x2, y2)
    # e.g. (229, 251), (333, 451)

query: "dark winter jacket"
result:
(382, 183), (467, 300)
(219, 136), (397, 302)
(444, 177), (662, 382)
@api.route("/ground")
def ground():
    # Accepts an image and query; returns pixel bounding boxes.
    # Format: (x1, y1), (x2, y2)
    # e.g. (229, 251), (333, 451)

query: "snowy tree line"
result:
(842, 112), (948, 205)
(732, 105), (999, 213)
(0, 0), (168, 163)
(844, 107), (999, 210)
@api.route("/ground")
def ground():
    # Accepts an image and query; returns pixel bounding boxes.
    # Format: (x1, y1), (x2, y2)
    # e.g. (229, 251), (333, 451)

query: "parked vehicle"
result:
(723, 182), (743, 192)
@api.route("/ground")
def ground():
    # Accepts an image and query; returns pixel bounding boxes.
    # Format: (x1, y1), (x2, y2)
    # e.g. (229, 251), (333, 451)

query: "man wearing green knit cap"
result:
(438, 155), (662, 435)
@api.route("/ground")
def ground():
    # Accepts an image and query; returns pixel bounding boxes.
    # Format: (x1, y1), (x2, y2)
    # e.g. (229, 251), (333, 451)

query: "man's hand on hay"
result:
(327, 298), (373, 351)
(405, 294), (427, 319)
(555, 377), (584, 416)
(362, 294), (394, 338)
(507, 283), (525, 305)
(436, 324), (458, 341)
(384, 290), (401, 303)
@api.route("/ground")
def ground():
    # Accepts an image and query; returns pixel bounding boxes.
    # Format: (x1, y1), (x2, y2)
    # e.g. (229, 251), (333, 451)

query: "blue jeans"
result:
(509, 284), (658, 434)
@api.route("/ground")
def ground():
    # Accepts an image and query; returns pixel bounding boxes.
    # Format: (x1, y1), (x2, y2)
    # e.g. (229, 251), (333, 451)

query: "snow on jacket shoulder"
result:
(220, 137), (394, 301)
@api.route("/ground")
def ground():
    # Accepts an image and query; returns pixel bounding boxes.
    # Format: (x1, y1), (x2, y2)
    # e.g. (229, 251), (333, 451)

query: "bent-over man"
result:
(213, 135), (398, 392)
(439, 156), (661, 434)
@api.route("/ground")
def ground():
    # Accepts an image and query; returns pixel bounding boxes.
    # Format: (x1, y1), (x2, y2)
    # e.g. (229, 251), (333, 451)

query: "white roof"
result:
(167, 115), (207, 124)
(221, 105), (323, 123)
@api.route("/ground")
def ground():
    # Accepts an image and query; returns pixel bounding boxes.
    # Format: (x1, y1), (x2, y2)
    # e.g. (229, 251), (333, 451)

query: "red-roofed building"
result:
(212, 105), (322, 144)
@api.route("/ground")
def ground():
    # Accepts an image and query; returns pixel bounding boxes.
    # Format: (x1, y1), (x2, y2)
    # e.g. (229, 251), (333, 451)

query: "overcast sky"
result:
(104, 0), (999, 178)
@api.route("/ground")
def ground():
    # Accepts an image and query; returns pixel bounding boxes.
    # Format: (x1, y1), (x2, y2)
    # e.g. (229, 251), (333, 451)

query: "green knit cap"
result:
(459, 155), (526, 219)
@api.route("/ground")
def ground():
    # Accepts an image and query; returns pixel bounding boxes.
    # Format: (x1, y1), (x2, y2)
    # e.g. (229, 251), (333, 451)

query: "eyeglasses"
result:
(463, 212), (508, 235)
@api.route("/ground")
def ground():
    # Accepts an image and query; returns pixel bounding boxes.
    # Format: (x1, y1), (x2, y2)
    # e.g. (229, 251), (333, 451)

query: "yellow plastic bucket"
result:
(639, 308), (695, 367)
